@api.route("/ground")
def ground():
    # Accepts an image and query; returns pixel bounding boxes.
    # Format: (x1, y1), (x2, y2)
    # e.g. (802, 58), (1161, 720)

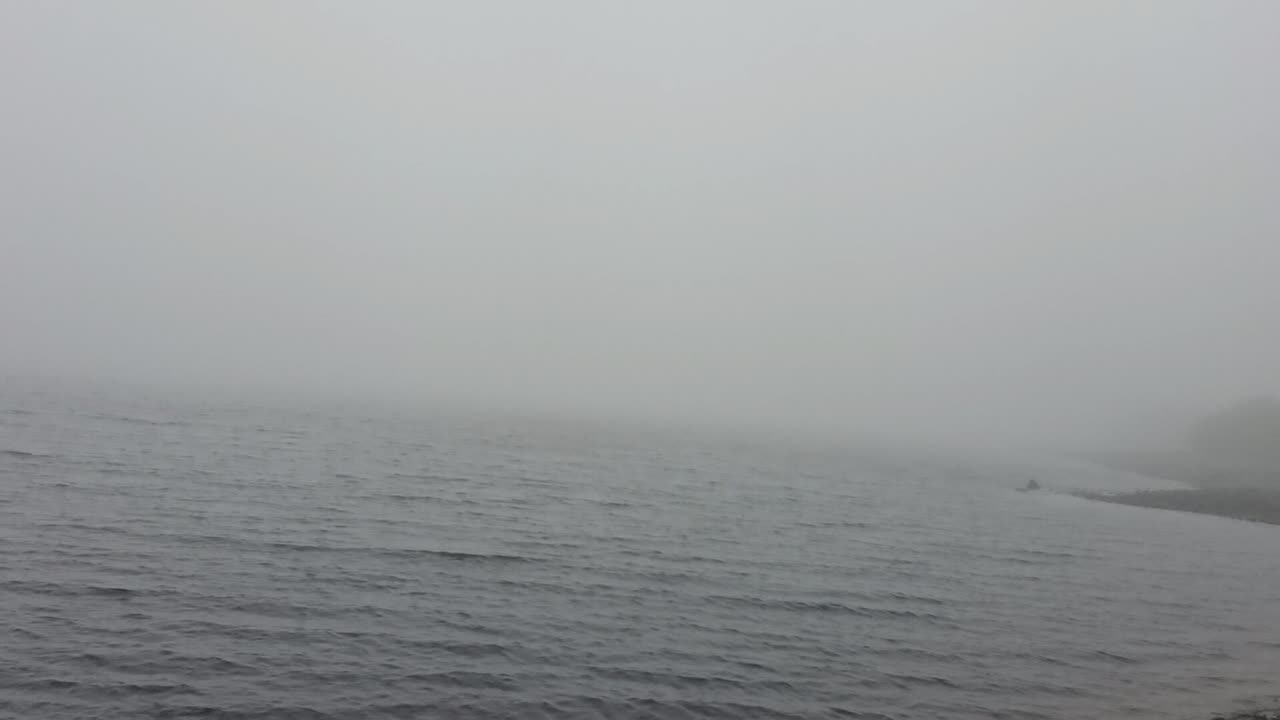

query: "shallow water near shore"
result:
(2, 382), (1279, 720)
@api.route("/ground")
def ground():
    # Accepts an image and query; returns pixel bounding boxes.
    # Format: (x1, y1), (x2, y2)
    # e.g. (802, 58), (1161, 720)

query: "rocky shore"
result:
(1075, 448), (1280, 526)
(1078, 487), (1280, 526)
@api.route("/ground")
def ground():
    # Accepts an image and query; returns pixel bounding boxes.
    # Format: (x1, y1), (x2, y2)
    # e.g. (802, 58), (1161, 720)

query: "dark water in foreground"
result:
(2, 382), (1279, 720)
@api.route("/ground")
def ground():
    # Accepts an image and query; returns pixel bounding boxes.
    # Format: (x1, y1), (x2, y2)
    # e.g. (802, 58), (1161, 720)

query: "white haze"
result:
(3, 2), (1278, 446)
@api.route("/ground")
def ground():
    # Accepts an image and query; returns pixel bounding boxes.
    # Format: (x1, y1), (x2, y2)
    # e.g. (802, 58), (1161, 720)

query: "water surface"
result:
(2, 382), (1278, 719)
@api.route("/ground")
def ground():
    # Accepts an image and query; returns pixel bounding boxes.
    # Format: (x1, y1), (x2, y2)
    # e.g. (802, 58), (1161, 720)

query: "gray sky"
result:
(3, 2), (1278, 444)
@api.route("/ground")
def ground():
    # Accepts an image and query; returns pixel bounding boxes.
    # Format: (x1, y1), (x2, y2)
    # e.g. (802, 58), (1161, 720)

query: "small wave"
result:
(34, 522), (135, 537)
(435, 640), (517, 659)
(829, 711), (898, 720)
(1090, 649), (1140, 664)
(378, 493), (442, 502)
(883, 646), (968, 664)
(400, 670), (519, 690)
(884, 672), (962, 689)
(227, 600), (390, 621)
(0, 580), (159, 600)
(467, 696), (818, 720)
(587, 499), (632, 508)
(614, 547), (731, 564)
(388, 471), (471, 483)
(84, 585), (138, 598)
(13, 678), (78, 691)
(705, 594), (950, 622)
(247, 539), (535, 563)
(86, 412), (190, 428)
(99, 654), (261, 677)
(13, 678), (201, 698)
(383, 547), (535, 563)
(1, 448), (50, 459)
(1007, 651), (1087, 669)
(144, 706), (333, 720)
(1014, 549), (1078, 559)
(884, 590), (946, 605)
(588, 667), (799, 694)
(8, 625), (45, 641)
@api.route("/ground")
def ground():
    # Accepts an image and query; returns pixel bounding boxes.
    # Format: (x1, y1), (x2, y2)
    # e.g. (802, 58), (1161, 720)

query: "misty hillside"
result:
(1188, 396), (1280, 469)
(1086, 397), (1280, 488)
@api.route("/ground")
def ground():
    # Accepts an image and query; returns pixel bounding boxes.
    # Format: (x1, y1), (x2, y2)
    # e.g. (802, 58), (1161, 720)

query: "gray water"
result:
(2, 381), (1279, 720)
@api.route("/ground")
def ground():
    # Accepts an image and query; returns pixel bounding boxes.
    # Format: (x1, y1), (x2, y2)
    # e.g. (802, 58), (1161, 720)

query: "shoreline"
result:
(1076, 487), (1280, 526)
(1075, 451), (1280, 526)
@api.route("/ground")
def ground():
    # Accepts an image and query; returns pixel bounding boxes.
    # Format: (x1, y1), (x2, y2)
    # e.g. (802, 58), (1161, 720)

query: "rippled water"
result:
(2, 381), (1279, 720)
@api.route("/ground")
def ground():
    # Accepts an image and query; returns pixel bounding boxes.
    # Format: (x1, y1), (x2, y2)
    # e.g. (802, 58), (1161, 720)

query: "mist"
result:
(3, 2), (1278, 446)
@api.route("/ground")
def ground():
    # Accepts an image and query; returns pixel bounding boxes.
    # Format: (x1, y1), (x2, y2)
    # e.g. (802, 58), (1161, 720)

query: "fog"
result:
(3, 2), (1278, 445)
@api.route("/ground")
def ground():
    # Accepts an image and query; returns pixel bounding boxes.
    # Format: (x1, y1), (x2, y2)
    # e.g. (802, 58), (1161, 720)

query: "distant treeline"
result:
(1187, 396), (1280, 468)
(1084, 396), (1280, 488)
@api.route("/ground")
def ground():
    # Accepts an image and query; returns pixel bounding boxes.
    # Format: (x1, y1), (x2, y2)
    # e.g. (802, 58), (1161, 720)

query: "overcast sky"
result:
(3, 2), (1277, 444)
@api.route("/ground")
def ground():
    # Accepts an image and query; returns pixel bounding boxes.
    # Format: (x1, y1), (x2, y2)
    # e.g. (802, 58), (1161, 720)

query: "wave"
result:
(588, 667), (801, 694)
(883, 672), (962, 689)
(399, 670), (520, 690)
(704, 594), (952, 622)
(11, 678), (200, 697)
(387, 471), (471, 483)
(1, 448), (51, 459)
(264, 543), (535, 563)
(86, 412), (190, 428)
(66, 530), (540, 564)
(0, 580), (164, 599)
(142, 706), (334, 720)
(127, 699), (858, 720)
